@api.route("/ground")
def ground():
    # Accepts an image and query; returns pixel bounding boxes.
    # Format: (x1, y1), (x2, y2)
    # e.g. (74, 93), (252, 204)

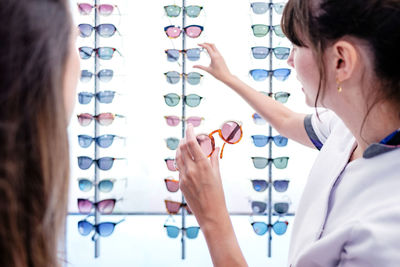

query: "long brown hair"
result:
(0, 0), (72, 266)
(281, 0), (400, 122)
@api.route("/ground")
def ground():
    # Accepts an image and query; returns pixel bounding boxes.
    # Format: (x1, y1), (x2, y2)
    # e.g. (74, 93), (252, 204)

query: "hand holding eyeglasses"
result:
(175, 124), (228, 227)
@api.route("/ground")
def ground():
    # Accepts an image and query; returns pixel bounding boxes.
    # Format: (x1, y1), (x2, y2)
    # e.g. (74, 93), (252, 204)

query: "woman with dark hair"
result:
(0, 0), (79, 266)
(175, 0), (400, 266)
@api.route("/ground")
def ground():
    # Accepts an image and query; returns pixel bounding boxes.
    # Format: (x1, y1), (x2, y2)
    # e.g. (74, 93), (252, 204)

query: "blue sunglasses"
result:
(251, 135), (288, 147)
(249, 68), (291, 82)
(164, 225), (200, 239)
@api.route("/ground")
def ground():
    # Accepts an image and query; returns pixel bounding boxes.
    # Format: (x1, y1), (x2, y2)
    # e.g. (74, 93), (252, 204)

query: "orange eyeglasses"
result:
(196, 121), (243, 159)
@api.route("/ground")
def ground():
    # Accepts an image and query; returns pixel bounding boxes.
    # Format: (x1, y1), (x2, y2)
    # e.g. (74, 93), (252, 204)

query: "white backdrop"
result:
(66, 0), (318, 266)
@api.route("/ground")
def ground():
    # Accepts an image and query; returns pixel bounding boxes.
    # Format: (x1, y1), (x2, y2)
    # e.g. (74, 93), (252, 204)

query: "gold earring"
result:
(336, 78), (342, 93)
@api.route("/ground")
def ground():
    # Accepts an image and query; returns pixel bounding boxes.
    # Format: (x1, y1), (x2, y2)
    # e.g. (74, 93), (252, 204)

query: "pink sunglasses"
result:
(164, 25), (204, 39)
(77, 3), (119, 16)
(164, 115), (204, 127)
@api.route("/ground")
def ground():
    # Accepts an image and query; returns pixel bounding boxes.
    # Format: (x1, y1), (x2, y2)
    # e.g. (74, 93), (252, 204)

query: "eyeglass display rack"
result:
(251, 0), (294, 258)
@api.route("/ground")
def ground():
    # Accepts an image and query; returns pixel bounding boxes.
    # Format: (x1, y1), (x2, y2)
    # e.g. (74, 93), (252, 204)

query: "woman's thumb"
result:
(193, 64), (210, 73)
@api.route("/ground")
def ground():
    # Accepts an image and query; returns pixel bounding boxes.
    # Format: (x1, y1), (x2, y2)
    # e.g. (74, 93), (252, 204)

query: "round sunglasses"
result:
(250, 2), (286, 15)
(164, 115), (204, 127)
(251, 220), (289, 236)
(78, 219), (125, 237)
(164, 5), (203, 18)
(251, 24), (284, 38)
(77, 3), (119, 16)
(251, 156), (289, 169)
(77, 198), (117, 214)
(78, 134), (125, 148)
(164, 25), (204, 39)
(251, 46), (291, 60)
(249, 68), (291, 82)
(163, 93), (203, 107)
(251, 135), (288, 147)
(80, 69), (114, 83)
(164, 225), (200, 239)
(164, 177), (180, 192)
(250, 179), (290, 193)
(164, 71), (204, 85)
(77, 113), (125, 126)
(196, 121), (243, 159)
(78, 91), (118, 105)
(78, 23), (118, 38)
(79, 47), (121, 60)
(77, 156), (125, 171)
(165, 48), (203, 62)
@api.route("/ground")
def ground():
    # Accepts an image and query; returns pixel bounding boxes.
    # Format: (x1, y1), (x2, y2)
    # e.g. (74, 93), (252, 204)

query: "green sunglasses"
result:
(163, 93), (203, 107)
(164, 5), (203, 18)
(251, 24), (284, 38)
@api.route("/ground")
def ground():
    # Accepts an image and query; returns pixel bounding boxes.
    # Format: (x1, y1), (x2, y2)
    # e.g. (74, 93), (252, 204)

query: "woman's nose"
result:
(286, 49), (294, 68)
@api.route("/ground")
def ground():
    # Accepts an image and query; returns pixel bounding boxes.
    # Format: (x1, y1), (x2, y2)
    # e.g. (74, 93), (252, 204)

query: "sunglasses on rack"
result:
(78, 24), (119, 38)
(164, 25), (204, 39)
(251, 24), (284, 38)
(251, 46), (290, 60)
(250, 2), (286, 15)
(274, 201), (290, 215)
(78, 91), (118, 104)
(252, 113), (267, 125)
(78, 156), (125, 171)
(78, 219), (125, 237)
(165, 137), (180, 150)
(79, 47), (121, 60)
(164, 93), (203, 107)
(164, 177), (180, 193)
(78, 178), (127, 193)
(196, 121), (243, 159)
(250, 179), (290, 193)
(251, 156), (289, 169)
(80, 69), (114, 83)
(165, 200), (192, 214)
(251, 200), (267, 214)
(77, 198), (118, 214)
(77, 3), (119, 16)
(251, 135), (288, 147)
(164, 115), (204, 127)
(164, 5), (203, 18)
(78, 134), (125, 148)
(164, 225), (200, 239)
(77, 113), (125, 126)
(251, 220), (289, 236)
(165, 48), (203, 62)
(260, 91), (290, 103)
(164, 71), (204, 85)
(165, 158), (177, 171)
(249, 68), (291, 82)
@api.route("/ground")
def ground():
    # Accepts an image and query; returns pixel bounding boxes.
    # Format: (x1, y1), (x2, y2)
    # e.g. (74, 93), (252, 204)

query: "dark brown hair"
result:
(0, 0), (72, 266)
(281, 0), (400, 119)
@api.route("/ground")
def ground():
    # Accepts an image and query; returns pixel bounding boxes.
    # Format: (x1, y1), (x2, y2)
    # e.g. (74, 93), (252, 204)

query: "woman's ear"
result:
(332, 40), (358, 82)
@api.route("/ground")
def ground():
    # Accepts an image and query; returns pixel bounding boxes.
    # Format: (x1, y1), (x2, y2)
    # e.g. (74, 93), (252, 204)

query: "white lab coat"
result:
(288, 110), (400, 267)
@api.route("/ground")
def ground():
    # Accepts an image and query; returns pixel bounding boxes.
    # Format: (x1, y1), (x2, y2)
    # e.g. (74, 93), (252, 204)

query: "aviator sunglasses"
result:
(196, 121), (243, 159)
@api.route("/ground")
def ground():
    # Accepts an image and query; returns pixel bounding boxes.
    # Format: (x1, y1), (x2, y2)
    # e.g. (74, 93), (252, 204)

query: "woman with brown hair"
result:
(176, 0), (400, 266)
(0, 0), (80, 266)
